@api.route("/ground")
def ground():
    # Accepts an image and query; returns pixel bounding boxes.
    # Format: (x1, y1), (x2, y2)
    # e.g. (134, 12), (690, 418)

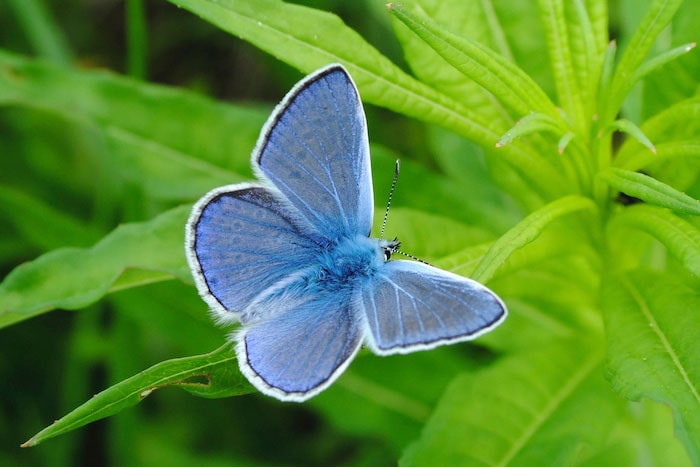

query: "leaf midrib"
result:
(622, 275), (700, 407)
(495, 346), (603, 466)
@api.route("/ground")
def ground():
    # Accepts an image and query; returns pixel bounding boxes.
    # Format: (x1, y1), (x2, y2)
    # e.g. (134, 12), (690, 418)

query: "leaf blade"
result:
(401, 340), (608, 466)
(472, 195), (597, 284)
(388, 3), (557, 117)
(598, 168), (700, 215)
(22, 344), (250, 447)
(165, 0), (569, 200)
(0, 206), (191, 328)
(602, 270), (700, 464)
(609, 204), (700, 277)
(606, 0), (684, 122)
(537, 0), (586, 128)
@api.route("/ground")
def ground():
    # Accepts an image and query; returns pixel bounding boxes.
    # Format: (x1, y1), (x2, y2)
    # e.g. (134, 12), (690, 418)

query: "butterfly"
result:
(185, 64), (507, 402)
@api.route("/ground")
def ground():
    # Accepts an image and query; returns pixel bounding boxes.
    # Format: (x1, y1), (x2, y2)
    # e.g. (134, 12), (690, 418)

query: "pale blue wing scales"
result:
(186, 184), (321, 321)
(359, 260), (507, 354)
(237, 291), (363, 401)
(255, 65), (373, 239)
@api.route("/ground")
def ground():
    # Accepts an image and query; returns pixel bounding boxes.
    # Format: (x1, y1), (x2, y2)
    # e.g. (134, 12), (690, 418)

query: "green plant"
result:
(1, 0), (698, 465)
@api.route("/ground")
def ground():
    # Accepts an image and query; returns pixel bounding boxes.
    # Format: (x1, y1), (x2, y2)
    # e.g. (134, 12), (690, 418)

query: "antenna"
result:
(395, 249), (432, 265)
(380, 160), (400, 240)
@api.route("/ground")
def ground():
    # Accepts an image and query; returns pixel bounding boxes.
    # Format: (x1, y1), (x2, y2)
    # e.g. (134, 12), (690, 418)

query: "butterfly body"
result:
(186, 64), (507, 401)
(317, 235), (386, 286)
(239, 233), (384, 323)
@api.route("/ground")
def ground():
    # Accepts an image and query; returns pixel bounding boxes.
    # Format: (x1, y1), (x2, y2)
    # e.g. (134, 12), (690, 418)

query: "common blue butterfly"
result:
(185, 65), (507, 401)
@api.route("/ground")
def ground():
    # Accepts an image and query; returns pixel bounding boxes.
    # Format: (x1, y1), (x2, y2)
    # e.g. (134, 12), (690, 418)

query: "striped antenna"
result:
(380, 160), (400, 240)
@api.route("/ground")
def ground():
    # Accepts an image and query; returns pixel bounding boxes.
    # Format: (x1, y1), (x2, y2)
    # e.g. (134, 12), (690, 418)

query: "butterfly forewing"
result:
(186, 185), (321, 321)
(255, 66), (374, 240)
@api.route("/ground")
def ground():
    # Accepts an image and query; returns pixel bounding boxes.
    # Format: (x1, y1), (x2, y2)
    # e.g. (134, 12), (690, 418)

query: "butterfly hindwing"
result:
(238, 290), (363, 401)
(186, 184), (322, 321)
(255, 65), (374, 240)
(358, 260), (507, 354)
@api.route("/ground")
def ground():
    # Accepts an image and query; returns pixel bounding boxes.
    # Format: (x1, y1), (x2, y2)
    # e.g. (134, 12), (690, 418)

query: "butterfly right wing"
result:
(357, 260), (507, 355)
(186, 184), (322, 322)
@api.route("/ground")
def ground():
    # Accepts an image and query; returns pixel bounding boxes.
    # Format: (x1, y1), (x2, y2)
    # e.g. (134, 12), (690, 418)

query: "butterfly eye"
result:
(382, 239), (401, 261)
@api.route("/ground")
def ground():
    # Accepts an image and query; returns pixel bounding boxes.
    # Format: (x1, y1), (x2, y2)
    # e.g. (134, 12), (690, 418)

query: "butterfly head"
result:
(380, 237), (401, 261)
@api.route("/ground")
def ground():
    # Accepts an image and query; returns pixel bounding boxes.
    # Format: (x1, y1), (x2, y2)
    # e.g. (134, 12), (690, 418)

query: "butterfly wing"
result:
(254, 65), (373, 240)
(237, 290), (362, 401)
(358, 260), (507, 354)
(186, 184), (322, 322)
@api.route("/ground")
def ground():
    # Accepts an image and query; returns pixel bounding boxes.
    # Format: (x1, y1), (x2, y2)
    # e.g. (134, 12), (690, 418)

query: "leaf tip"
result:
(557, 132), (575, 154)
(20, 438), (35, 448)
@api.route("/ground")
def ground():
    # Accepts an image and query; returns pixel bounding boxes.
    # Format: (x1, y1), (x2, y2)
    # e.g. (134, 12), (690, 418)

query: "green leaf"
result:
(606, 0), (684, 122)
(488, 230), (601, 348)
(311, 346), (480, 454)
(423, 127), (522, 231)
(639, 0), (700, 119)
(380, 208), (493, 261)
(598, 168), (700, 215)
(370, 145), (518, 234)
(557, 131), (575, 153)
(616, 97), (700, 169)
(619, 142), (700, 174)
(604, 41), (696, 125)
(401, 339), (612, 465)
(102, 127), (243, 201)
(566, 0), (605, 121)
(164, 0), (490, 141)
(596, 39), (617, 115)
(606, 118), (656, 153)
(496, 112), (565, 147)
(388, 3), (557, 117)
(0, 50), (265, 196)
(472, 195), (597, 283)
(0, 206), (191, 328)
(602, 269), (700, 464)
(537, 0), (586, 130)
(609, 204), (700, 277)
(22, 344), (251, 448)
(489, 262), (601, 352)
(388, 0), (510, 129)
(629, 42), (697, 91)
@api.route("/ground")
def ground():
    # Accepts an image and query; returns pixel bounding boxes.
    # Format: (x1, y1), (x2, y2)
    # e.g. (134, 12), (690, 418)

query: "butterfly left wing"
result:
(186, 184), (323, 322)
(254, 65), (373, 239)
(357, 260), (507, 354)
(237, 289), (363, 402)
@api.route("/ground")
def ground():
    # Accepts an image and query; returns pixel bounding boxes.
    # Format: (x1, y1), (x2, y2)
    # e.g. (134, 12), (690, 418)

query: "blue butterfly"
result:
(185, 65), (507, 401)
